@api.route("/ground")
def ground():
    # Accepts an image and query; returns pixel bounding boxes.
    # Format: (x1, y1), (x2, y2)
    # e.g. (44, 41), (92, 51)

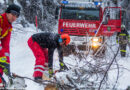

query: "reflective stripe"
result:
(0, 64), (4, 68)
(0, 16), (3, 37)
(44, 67), (49, 70)
(119, 34), (126, 36)
(116, 40), (118, 43)
(0, 28), (2, 36)
(120, 50), (126, 52)
(1, 30), (8, 39)
(34, 69), (44, 73)
(0, 16), (3, 27)
(35, 65), (48, 70)
(0, 15), (13, 39)
(35, 65), (45, 69)
(0, 28), (12, 39)
(45, 63), (48, 66)
(128, 35), (130, 41)
(5, 52), (10, 57)
(0, 56), (7, 63)
(0, 46), (2, 50)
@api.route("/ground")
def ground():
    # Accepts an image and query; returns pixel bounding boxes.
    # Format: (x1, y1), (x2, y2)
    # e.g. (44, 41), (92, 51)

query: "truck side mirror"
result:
(55, 7), (59, 19)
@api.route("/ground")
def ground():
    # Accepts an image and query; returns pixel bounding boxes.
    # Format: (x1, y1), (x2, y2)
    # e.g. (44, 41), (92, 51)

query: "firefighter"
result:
(27, 33), (70, 81)
(0, 4), (21, 87)
(116, 24), (130, 57)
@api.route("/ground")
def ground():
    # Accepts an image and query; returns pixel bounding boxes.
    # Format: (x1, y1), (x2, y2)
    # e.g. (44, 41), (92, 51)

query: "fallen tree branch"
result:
(98, 47), (119, 90)
(12, 73), (54, 85)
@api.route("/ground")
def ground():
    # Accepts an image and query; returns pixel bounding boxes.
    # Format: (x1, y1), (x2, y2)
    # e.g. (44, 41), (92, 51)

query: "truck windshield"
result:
(61, 7), (100, 20)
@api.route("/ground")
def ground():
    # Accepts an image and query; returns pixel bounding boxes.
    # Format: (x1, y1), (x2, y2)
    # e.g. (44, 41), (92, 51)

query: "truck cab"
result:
(55, 0), (121, 56)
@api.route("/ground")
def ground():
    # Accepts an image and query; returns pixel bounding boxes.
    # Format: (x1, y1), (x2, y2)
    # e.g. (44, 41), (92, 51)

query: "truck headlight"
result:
(92, 37), (99, 42)
(91, 37), (101, 48)
(92, 42), (98, 47)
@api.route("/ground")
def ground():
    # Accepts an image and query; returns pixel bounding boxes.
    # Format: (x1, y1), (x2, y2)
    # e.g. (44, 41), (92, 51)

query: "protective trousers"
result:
(0, 43), (5, 75)
(28, 37), (48, 78)
(119, 44), (127, 57)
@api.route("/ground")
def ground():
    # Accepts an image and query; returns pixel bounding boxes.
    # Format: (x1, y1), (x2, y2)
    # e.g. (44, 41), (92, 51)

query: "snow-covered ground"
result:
(10, 24), (42, 90)
(3, 23), (130, 90)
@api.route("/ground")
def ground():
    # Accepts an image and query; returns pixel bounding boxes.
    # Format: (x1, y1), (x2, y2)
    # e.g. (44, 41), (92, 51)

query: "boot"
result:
(0, 77), (6, 89)
(48, 68), (53, 78)
(0, 78), (4, 88)
(34, 77), (42, 82)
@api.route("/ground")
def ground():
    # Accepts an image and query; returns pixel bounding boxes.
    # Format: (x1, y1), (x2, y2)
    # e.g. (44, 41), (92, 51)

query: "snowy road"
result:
(8, 26), (130, 90)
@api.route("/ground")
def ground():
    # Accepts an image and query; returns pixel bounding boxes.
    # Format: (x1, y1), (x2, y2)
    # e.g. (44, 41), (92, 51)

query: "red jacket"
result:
(0, 13), (13, 63)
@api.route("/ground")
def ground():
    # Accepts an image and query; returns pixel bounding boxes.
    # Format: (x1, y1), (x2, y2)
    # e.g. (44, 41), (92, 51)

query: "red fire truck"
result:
(55, 0), (122, 55)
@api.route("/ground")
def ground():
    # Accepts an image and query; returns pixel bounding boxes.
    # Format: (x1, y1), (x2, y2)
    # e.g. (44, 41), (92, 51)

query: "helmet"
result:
(121, 24), (125, 28)
(5, 4), (21, 17)
(61, 34), (70, 45)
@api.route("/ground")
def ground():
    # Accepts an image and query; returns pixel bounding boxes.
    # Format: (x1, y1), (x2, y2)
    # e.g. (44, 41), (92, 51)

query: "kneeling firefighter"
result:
(28, 33), (70, 81)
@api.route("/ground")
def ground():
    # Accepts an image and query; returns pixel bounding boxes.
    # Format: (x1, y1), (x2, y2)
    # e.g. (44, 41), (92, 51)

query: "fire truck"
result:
(55, 0), (122, 56)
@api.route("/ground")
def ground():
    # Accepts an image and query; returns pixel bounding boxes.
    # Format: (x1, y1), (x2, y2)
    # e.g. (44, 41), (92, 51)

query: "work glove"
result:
(3, 63), (14, 86)
(0, 56), (12, 78)
(60, 62), (68, 71)
(48, 68), (53, 78)
(3, 63), (13, 86)
(60, 62), (65, 71)
(3, 64), (12, 78)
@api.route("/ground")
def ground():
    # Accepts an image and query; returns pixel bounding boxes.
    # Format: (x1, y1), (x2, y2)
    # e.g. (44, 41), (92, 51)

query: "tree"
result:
(18, 0), (60, 32)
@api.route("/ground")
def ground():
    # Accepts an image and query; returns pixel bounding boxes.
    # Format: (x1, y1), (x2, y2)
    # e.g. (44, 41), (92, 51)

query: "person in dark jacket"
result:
(116, 24), (130, 57)
(28, 33), (70, 81)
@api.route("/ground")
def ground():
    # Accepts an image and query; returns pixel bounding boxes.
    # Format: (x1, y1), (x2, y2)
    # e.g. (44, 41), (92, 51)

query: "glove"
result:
(0, 56), (12, 78)
(0, 56), (13, 87)
(48, 68), (53, 78)
(60, 62), (65, 71)
(3, 64), (12, 77)
(60, 62), (68, 71)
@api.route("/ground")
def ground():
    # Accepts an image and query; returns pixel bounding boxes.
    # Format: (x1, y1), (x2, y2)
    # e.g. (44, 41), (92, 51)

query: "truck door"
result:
(102, 7), (121, 36)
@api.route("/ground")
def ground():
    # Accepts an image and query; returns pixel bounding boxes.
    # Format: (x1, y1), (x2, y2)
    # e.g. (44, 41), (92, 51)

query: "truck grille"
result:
(63, 29), (87, 35)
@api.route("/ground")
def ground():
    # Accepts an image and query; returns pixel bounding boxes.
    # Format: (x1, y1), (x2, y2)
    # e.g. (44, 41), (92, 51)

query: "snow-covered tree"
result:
(18, 0), (60, 32)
